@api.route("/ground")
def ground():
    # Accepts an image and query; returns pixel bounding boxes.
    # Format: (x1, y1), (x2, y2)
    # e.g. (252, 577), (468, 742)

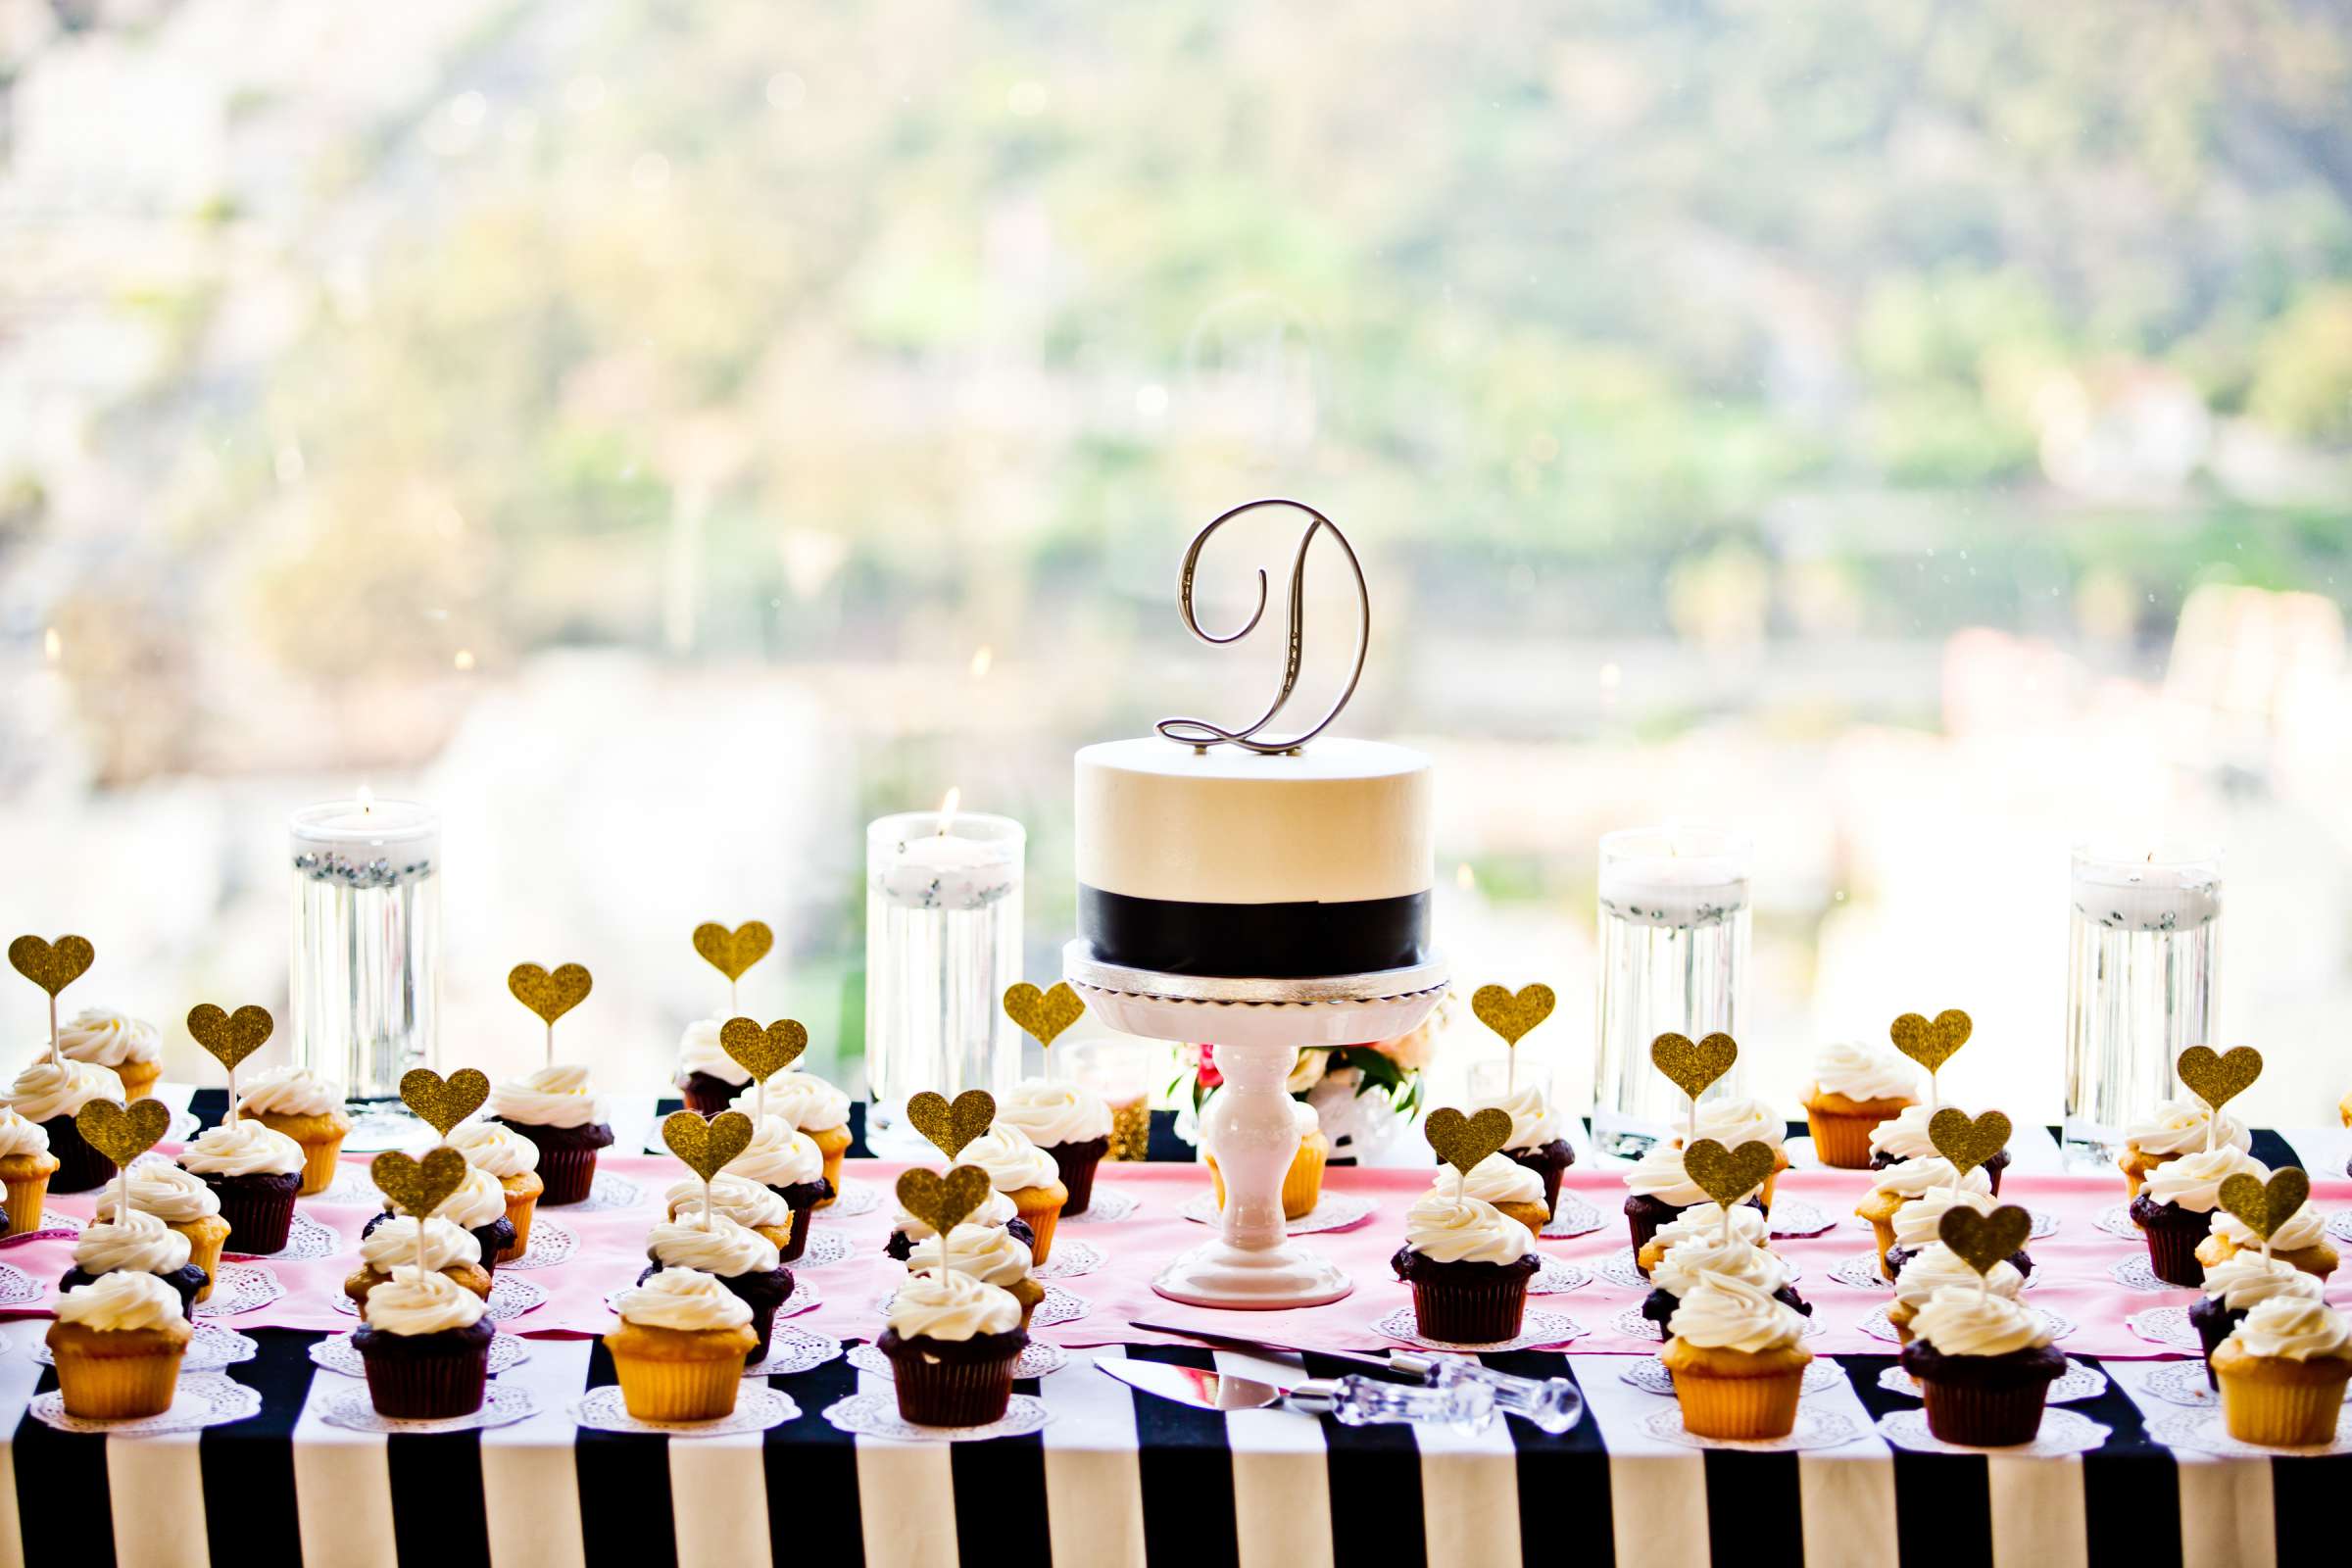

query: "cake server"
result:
(1128, 1319), (1584, 1434)
(1098, 1358), (1494, 1432)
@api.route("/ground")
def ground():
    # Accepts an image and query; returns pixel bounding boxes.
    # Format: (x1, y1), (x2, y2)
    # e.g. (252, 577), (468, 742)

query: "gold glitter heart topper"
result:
(906, 1090), (995, 1159)
(1423, 1106), (1512, 1178)
(1004, 982), (1086, 1052)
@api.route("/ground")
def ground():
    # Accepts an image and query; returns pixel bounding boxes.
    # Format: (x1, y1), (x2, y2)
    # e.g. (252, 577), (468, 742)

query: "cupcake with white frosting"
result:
(721, 1116), (831, 1263)
(487, 1064), (613, 1206)
(354, 1264), (494, 1418)
(2190, 1252), (2323, 1389)
(883, 1185), (1031, 1261)
(1642, 1231), (1809, 1337)
(1854, 1157), (1996, 1280)
(639, 1213), (792, 1360)
(447, 1119), (544, 1263)
(93, 1161), (229, 1302)
(1418, 1152), (1548, 1239)
(1635, 1200), (1771, 1274)
(2196, 1197), (2336, 1282)
(605, 1267), (760, 1420)
(2119, 1097), (2250, 1199)
(5, 1057), (124, 1193)
(52, 1008), (162, 1102)
(1869, 1102), (2012, 1195)
(1658, 1271), (1813, 1439)
(46, 1269), (191, 1418)
(958, 1122), (1070, 1264)
(1623, 1140), (1767, 1269)
(1898, 1285), (2066, 1446)
(236, 1065), (353, 1197)
(673, 1017), (748, 1115)
(1207, 1098), (1329, 1221)
(364, 1161), (515, 1274)
(999, 1077), (1114, 1214)
(733, 1070), (856, 1206)
(1465, 1081), (1575, 1218)
(344, 1216), (490, 1307)
(0, 1107), (58, 1237)
(2211, 1296), (2352, 1446)
(178, 1117), (305, 1253)
(877, 1267), (1028, 1427)
(905, 1221), (1046, 1328)
(1680, 1096), (1791, 1204)
(1799, 1040), (1917, 1168)
(1389, 1192), (1539, 1343)
(2131, 1144), (2266, 1287)
(58, 1206), (207, 1318)
(666, 1172), (794, 1252)
(1886, 1242), (2023, 1343)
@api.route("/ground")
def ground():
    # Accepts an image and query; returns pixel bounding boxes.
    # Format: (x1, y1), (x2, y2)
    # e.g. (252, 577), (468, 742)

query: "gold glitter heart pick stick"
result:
(11, 934), (95, 1067)
(510, 962), (593, 1069)
(1472, 984), (1555, 1090)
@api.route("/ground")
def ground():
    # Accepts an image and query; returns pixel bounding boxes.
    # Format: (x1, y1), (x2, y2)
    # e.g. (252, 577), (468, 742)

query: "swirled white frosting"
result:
(616, 1267), (753, 1332)
(1404, 1194), (1536, 1264)
(999, 1078), (1112, 1147)
(887, 1268), (1020, 1341)
(1690, 1097), (1787, 1152)
(893, 1187), (1017, 1241)
(1911, 1286), (2050, 1356)
(1648, 1202), (1768, 1254)
(360, 1215), (482, 1273)
(447, 1119), (540, 1178)
(2230, 1296), (2352, 1361)
(2145, 1146), (2266, 1213)
(1467, 1084), (1563, 1152)
(0, 1108), (50, 1160)
(57, 1009), (160, 1068)
(1870, 1156), (1992, 1202)
(1666, 1272), (1807, 1352)
(734, 1071), (852, 1133)
(490, 1064), (605, 1129)
(1809, 1041), (1917, 1102)
(1623, 1142), (1707, 1207)
(1652, 1237), (1790, 1299)
(723, 1116), (822, 1188)
(54, 1267), (182, 1330)
(1290, 1099), (1320, 1136)
(434, 1164), (508, 1230)
(1425, 1152), (1543, 1209)
(906, 1222), (1033, 1289)
(1893, 1243), (2022, 1307)
(2210, 1201), (2328, 1253)
(362, 1264), (487, 1336)
(238, 1065), (342, 1118)
(674, 1017), (750, 1086)
(94, 1163), (220, 1225)
(2127, 1098), (2251, 1157)
(1867, 1103), (1944, 1160)
(960, 1123), (1060, 1193)
(667, 1172), (790, 1230)
(73, 1208), (193, 1275)
(1890, 1185), (1997, 1250)
(7, 1059), (123, 1123)
(179, 1118), (304, 1177)
(2204, 1252), (2326, 1312)
(647, 1213), (780, 1276)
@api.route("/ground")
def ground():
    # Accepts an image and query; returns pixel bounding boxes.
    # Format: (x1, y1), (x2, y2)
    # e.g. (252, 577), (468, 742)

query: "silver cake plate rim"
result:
(1061, 941), (1450, 1005)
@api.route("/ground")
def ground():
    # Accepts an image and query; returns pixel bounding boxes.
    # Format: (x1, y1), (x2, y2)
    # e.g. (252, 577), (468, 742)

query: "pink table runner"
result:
(3, 1151), (2341, 1357)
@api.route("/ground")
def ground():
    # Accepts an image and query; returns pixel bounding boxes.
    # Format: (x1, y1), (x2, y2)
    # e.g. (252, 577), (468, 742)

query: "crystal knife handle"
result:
(1283, 1374), (1495, 1432)
(1388, 1352), (1585, 1435)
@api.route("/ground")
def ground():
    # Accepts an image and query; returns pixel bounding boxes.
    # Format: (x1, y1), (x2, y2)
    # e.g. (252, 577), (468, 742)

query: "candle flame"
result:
(937, 786), (960, 835)
(358, 783), (374, 813)
(969, 645), (993, 679)
(454, 649), (475, 671)
(42, 627), (61, 663)
(1455, 861), (1476, 892)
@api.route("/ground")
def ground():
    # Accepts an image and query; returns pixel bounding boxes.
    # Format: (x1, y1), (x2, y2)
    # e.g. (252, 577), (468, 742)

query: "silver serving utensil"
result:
(1099, 1357), (1494, 1431)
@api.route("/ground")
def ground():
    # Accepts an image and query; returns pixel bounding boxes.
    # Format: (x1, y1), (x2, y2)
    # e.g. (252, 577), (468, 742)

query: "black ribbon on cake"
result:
(1079, 887), (1430, 979)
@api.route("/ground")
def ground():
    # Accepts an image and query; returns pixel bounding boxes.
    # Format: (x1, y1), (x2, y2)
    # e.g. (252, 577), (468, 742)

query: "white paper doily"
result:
(1060, 1187), (1135, 1224)
(1542, 1193), (1608, 1239)
(2132, 1360), (2222, 1407)
(2328, 1208), (2352, 1246)
(2110, 1254), (2195, 1293)
(788, 1231), (853, 1270)
(29, 1373), (260, 1436)
(822, 1390), (1049, 1443)
(568, 1172), (643, 1212)
(1595, 1249), (1647, 1290)
(2127, 1306), (2200, 1351)
(165, 1108), (200, 1143)
(31, 1319), (256, 1373)
(1620, 1355), (1845, 1396)
(224, 1208), (341, 1263)
(1859, 1304), (2072, 1345)
(317, 1169), (378, 1205)
(1371, 1304), (1584, 1352)
(1877, 1405), (2111, 1456)
(1641, 1404), (1862, 1452)
(826, 1179), (881, 1218)
(573, 1383), (801, 1436)
(848, 1340), (1069, 1381)
(745, 1324), (844, 1377)
(2095, 1203), (2141, 1240)
(1768, 1199), (1835, 1238)
(502, 1219), (576, 1271)
(317, 1380), (538, 1434)
(1529, 1254), (1592, 1296)
(2146, 1406), (2352, 1457)
(875, 1283), (1086, 1328)
(307, 1331), (530, 1380)
(1178, 1192), (1374, 1235)
(0, 1263), (42, 1307)
(1829, 1253), (1892, 1291)
(1031, 1239), (1102, 1280)
(1876, 1358), (2108, 1405)
(2029, 1210), (2059, 1240)
(193, 1262), (281, 1318)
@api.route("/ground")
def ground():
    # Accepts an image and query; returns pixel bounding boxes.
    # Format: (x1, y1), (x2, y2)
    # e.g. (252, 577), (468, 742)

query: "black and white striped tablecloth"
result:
(0, 1317), (2342, 1568)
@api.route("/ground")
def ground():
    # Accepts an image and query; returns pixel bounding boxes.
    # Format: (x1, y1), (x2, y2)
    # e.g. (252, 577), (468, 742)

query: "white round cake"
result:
(1073, 736), (1433, 979)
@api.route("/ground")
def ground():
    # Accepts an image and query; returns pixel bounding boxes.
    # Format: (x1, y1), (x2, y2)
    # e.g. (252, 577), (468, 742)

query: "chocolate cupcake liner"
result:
(678, 1074), (739, 1117)
(43, 1116), (116, 1194)
(1919, 1375), (2054, 1446)
(885, 1341), (1023, 1427)
(776, 1192), (820, 1264)
(2143, 1218), (2207, 1289)
(532, 1142), (602, 1206)
(1049, 1139), (1109, 1216)
(359, 1338), (490, 1420)
(215, 1180), (297, 1255)
(1408, 1271), (1531, 1345)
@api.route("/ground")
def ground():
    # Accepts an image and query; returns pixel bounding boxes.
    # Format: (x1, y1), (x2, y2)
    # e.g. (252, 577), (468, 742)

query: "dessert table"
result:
(0, 1119), (2344, 1568)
